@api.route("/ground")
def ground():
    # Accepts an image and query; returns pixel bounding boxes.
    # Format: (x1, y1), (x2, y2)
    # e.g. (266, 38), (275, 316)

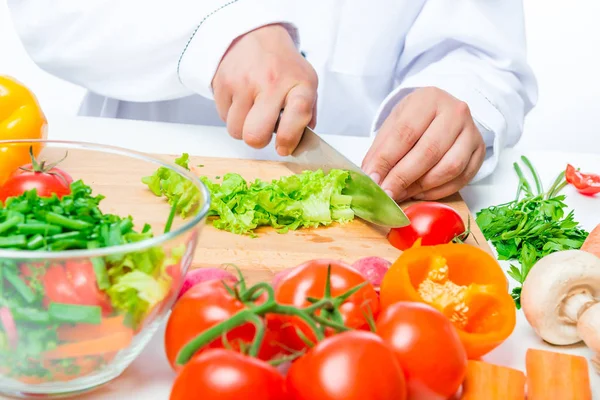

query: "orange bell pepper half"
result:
(380, 243), (516, 359)
(0, 76), (48, 184)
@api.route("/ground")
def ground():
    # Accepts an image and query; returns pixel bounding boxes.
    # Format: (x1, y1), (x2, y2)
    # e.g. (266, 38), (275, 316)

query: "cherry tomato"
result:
(165, 279), (283, 371)
(0, 163), (72, 202)
(41, 262), (112, 314)
(387, 202), (466, 250)
(376, 302), (467, 400)
(42, 264), (82, 305)
(286, 330), (407, 400)
(170, 349), (287, 400)
(272, 259), (380, 352)
(65, 260), (112, 314)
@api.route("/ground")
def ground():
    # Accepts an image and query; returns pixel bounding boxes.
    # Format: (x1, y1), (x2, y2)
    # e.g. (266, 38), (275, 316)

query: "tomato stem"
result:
(176, 296), (327, 366)
(267, 351), (305, 367)
(312, 315), (350, 332)
(247, 313), (265, 358)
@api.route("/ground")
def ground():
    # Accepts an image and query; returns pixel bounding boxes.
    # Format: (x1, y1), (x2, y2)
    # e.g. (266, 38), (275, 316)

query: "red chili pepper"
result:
(565, 164), (600, 195)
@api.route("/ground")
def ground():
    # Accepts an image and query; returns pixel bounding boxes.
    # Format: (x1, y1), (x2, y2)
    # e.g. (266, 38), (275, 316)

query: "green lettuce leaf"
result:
(141, 153), (200, 218)
(143, 153), (356, 236)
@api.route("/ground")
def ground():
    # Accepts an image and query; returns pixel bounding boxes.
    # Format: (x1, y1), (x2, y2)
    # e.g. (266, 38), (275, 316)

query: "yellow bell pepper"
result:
(0, 76), (48, 184)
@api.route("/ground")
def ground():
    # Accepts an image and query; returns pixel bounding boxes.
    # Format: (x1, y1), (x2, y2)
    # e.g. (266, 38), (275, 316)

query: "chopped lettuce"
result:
(143, 153), (356, 236)
(141, 153), (201, 218)
(107, 270), (170, 326)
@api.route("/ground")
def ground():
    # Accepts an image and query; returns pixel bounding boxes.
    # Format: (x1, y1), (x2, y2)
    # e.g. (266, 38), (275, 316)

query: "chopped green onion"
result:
(119, 218), (134, 234)
(43, 212), (92, 231)
(17, 223), (62, 236)
(88, 241), (110, 290)
(48, 231), (83, 242)
(0, 216), (22, 235)
(4, 268), (36, 304)
(26, 234), (45, 250)
(48, 303), (102, 325)
(49, 239), (88, 251)
(12, 307), (51, 324)
(164, 197), (179, 234)
(0, 235), (27, 248)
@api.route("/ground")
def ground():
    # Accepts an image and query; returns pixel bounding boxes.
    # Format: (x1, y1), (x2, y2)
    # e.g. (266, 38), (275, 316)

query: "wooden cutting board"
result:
(50, 148), (490, 284)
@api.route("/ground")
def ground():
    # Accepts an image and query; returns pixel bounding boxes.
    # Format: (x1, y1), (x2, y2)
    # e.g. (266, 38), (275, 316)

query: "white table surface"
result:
(30, 116), (600, 398)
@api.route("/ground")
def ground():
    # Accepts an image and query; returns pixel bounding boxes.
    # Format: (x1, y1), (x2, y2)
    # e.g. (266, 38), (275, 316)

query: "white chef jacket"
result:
(7, 0), (537, 181)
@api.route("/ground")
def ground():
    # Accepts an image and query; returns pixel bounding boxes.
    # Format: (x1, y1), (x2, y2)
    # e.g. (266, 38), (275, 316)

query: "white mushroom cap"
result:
(521, 250), (600, 345)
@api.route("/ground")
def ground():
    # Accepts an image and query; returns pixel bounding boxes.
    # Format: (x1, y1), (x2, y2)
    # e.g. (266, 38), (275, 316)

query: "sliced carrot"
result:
(460, 360), (525, 400)
(581, 224), (600, 258)
(43, 330), (134, 360)
(526, 349), (592, 400)
(57, 315), (130, 342)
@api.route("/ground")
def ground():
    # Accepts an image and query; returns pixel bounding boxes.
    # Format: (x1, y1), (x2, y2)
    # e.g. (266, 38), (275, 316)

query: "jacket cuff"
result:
(177, 0), (300, 100)
(370, 76), (507, 183)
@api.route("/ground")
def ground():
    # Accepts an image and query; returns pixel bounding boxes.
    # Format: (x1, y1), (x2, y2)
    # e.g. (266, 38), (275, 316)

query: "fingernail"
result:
(413, 193), (424, 200)
(384, 189), (394, 198)
(276, 146), (288, 156)
(369, 173), (381, 185)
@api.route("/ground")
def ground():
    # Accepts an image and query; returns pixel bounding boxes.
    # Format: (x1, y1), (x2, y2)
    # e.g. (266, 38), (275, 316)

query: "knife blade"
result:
(281, 126), (410, 228)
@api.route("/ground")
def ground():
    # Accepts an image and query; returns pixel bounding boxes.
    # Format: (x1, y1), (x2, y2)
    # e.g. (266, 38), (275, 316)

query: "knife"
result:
(277, 124), (410, 228)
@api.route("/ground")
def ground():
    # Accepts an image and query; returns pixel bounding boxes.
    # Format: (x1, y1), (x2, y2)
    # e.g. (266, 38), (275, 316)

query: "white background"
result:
(1, 1), (599, 153)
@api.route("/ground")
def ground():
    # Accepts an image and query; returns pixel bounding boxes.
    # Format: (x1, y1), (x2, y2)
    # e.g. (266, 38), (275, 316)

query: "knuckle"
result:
(374, 156), (394, 175)
(288, 95), (314, 116)
(422, 86), (442, 97)
(445, 158), (467, 177)
(389, 170), (411, 191)
(454, 100), (471, 117)
(392, 123), (418, 146)
(423, 140), (442, 162)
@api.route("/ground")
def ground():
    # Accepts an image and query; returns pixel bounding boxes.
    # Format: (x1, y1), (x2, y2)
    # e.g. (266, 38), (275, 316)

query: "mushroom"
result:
(521, 249), (600, 372)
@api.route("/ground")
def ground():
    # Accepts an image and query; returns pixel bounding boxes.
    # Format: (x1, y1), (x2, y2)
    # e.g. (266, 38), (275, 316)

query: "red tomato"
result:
(376, 302), (468, 400)
(65, 260), (112, 314)
(0, 163), (72, 202)
(272, 259), (380, 352)
(387, 202), (466, 250)
(170, 349), (287, 400)
(42, 264), (83, 305)
(286, 330), (407, 400)
(164, 279), (283, 371)
(42, 262), (112, 313)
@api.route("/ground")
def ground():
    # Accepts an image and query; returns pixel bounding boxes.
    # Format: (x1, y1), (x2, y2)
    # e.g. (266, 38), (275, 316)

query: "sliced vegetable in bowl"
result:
(0, 139), (210, 397)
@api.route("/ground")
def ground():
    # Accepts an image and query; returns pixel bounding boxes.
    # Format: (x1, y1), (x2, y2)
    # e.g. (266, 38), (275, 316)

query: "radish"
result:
(0, 307), (18, 348)
(178, 268), (238, 300)
(351, 257), (392, 291)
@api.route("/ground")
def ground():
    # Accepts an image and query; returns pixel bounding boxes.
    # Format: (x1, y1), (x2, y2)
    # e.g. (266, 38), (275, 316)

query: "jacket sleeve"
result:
(6, 0), (300, 102)
(370, 0), (538, 181)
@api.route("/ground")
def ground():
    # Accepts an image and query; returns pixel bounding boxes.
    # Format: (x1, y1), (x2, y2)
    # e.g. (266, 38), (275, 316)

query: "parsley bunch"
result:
(476, 156), (589, 308)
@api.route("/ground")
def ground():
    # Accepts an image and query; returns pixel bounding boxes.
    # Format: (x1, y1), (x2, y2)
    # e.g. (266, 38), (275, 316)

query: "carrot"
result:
(460, 360), (525, 400)
(526, 348), (592, 400)
(43, 330), (134, 360)
(581, 223), (600, 258)
(57, 315), (130, 342)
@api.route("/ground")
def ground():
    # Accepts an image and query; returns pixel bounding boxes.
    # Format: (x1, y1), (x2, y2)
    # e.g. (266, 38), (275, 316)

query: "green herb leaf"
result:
(476, 157), (589, 307)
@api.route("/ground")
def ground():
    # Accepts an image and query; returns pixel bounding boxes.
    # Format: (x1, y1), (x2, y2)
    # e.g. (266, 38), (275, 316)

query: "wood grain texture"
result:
(46, 147), (490, 284)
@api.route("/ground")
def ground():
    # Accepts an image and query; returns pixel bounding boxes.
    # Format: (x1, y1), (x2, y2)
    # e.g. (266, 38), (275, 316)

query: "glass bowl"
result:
(0, 139), (210, 398)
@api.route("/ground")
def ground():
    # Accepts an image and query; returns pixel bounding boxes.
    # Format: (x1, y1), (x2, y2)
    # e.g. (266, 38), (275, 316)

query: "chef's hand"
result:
(212, 24), (318, 156)
(362, 87), (486, 202)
